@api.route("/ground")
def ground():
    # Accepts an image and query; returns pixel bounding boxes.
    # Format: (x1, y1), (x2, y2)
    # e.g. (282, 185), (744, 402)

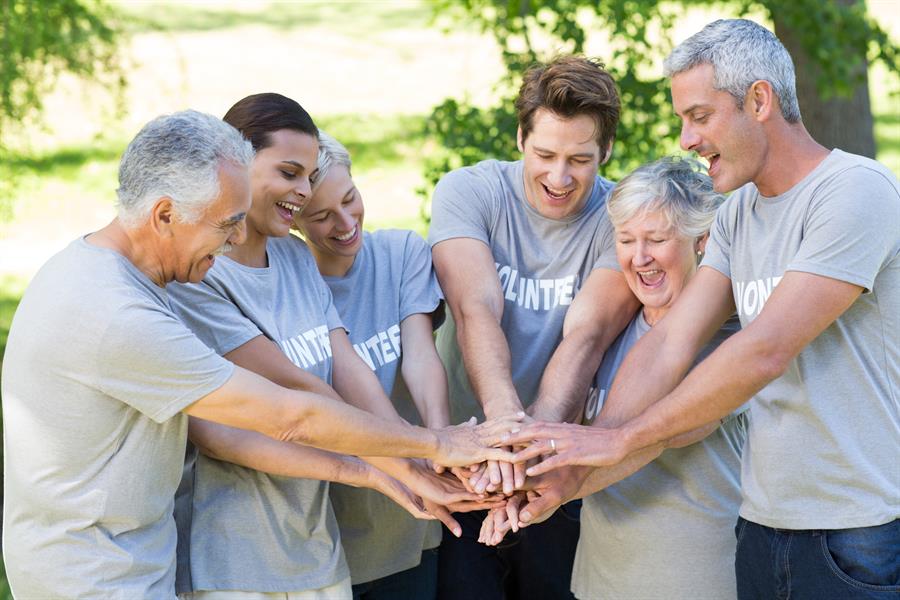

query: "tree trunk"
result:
(773, 2), (877, 157)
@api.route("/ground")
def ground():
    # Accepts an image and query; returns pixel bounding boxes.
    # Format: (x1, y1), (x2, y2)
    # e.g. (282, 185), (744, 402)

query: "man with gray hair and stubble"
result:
(1, 110), (516, 598)
(507, 19), (899, 598)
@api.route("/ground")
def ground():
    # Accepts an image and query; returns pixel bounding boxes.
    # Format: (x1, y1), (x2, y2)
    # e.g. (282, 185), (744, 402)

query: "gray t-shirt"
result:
(428, 159), (618, 423)
(703, 149), (900, 529)
(323, 229), (443, 584)
(167, 234), (347, 593)
(1, 238), (234, 599)
(572, 312), (746, 600)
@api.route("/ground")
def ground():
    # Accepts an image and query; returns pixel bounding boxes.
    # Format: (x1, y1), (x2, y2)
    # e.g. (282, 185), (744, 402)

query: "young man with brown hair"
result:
(428, 56), (637, 600)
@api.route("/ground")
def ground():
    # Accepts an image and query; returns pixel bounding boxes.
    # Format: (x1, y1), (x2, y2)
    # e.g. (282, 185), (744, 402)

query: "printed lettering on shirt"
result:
(277, 325), (333, 369)
(734, 275), (783, 320)
(583, 386), (606, 426)
(495, 263), (579, 311)
(352, 323), (402, 372)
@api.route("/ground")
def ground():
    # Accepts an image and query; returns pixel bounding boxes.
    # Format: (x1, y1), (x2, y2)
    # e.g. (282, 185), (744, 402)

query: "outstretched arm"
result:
(432, 238), (521, 419)
(528, 268), (638, 423)
(400, 312), (451, 429)
(433, 237), (523, 493)
(508, 268), (862, 469)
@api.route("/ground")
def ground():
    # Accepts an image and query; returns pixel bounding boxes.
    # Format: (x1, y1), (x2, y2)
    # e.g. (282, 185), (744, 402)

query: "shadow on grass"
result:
(121, 1), (432, 35)
(4, 143), (125, 181)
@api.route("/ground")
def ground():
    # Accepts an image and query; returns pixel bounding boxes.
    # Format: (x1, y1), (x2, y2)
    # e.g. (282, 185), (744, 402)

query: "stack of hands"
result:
(388, 413), (618, 547)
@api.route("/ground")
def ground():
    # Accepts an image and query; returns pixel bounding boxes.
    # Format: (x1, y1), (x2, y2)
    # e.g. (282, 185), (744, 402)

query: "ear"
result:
(600, 140), (614, 165)
(150, 197), (176, 236)
(516, 126), (525, 153)
(695, 232), (710, 254)
(747, 80), (775, 122)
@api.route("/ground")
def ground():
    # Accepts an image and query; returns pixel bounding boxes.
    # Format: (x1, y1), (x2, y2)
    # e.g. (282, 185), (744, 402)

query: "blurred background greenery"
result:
(0, 0), (898, 596)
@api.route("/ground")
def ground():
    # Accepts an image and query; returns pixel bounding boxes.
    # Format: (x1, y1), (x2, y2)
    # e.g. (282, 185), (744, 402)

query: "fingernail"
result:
(454, 528), (462, 538)
(526, 467), (535, 476)
(521, 512), (531, 522)
(517, 411), (525, 417)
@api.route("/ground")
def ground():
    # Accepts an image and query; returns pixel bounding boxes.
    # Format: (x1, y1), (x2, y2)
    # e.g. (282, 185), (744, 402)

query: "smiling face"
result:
(671, 64), (766, 193)
(615, 209), (698, 322)
(293, 164), (364, 274)
(518, 108), (603, 219)
(164, 160), (251, 284)
(247, 129), (319, 239)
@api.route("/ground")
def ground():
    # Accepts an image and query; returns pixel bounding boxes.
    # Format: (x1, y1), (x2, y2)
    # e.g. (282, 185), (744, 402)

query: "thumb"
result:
(429, 503), (461, 538)
(518, 494), (560, 526)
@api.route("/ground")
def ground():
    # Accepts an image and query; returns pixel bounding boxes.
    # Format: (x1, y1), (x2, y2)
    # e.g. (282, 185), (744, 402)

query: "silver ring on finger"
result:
(550, 439), (557, 453)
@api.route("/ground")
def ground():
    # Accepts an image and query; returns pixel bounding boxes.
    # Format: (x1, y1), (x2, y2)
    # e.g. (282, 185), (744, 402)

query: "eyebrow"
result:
(280, 160), (306, 171)
(533, 145), (596, 159)
(679, 104), (709, 117)
(218, 212), (246, 227)
(304, 187), (357, 218)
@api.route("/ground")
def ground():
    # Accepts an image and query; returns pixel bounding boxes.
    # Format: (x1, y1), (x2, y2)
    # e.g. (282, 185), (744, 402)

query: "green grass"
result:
(316, 113), (428, 172)
(119, 1), (434, 36)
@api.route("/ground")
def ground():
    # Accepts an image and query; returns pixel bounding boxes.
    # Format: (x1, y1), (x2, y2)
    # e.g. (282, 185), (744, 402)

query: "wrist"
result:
(483, 398), (523, 421)
(339, 456), (371, 488)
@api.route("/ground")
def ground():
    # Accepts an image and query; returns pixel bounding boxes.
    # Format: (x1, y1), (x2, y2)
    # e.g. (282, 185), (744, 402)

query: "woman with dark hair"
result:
(167, 94), (497, 600)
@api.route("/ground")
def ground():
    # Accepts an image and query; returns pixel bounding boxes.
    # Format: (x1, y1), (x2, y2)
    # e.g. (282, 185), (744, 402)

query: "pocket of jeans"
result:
(734, 517), (749, 545)
(820, 522), (900, 591)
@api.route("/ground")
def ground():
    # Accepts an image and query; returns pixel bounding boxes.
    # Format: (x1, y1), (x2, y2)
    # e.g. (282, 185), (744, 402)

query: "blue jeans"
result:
(352, 548), (438, 600)
(735, 516), (900, 599)
(436, 500), (581, 600)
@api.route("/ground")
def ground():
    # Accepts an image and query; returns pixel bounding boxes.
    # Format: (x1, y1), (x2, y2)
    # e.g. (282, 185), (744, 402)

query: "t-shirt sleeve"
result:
(167, 280), (262, 355)
(786, 167), (900, 291)
(591, 212), (620, 272)
(96, 302), (234, 423)
(700, 200), (735, 279)
(427, 165), (497, 247)
(399, 230), (444, 322)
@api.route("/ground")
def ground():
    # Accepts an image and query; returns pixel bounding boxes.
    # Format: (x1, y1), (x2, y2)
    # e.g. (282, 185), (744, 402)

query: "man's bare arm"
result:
(618, 270), (863, 454)
(432, 237), (522, 418)
(184, 366), (517, 465)
(529, 268), (638, 423)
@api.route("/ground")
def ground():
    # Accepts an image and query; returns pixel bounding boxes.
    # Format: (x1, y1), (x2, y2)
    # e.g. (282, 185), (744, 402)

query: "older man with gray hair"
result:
(1, 110), (516, 598)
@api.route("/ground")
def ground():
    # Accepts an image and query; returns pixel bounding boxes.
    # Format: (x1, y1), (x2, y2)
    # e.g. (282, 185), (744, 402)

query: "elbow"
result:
(270, 391), (318, 446)
(745, 332), (793, 384)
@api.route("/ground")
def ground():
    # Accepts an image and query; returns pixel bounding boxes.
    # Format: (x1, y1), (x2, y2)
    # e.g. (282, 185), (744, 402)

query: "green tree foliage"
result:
(421, 0), (899, 212)
(0, 0), (123, 219)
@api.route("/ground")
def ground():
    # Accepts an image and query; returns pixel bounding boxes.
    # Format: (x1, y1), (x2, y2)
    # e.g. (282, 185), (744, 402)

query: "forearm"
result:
(620, 331), (774, 453)
(530, 269), (637, 423)
(332, 331), (405, 423)
(529, 331), (607, 423)
(456, 309), (521, 418)
(573, 443), (665, 498)
(190, 417), (376, 487)
(188, 368), (517, 467)
(401, 351), (451, 429)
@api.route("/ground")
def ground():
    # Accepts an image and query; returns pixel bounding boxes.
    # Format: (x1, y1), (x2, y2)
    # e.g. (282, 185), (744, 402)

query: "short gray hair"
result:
(311, 131), (352, 194)
(116, 110), (255, 227)
(663, 19), (801, 123)
(607, 156), (724, 238)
